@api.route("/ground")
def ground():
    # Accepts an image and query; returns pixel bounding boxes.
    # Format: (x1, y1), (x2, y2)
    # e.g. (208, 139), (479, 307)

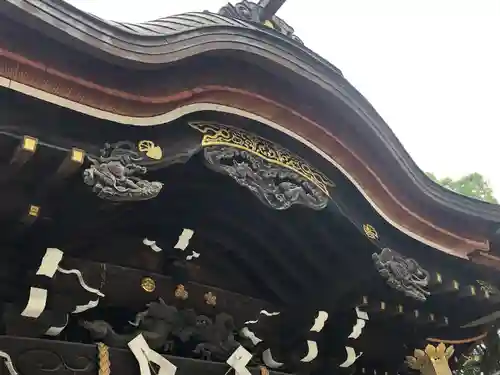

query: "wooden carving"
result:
(81, 299), (179, 350)
(189, 122), (333, 210)
(372, 248), (430, 301)
(81, 299), (240, 361)
(218, 0), (303, 43)
(83, 142), (163, 202)
(406, 343), (454, 375)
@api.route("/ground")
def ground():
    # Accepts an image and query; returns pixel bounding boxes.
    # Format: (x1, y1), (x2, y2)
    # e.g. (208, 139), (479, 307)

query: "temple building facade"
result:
(0, 1), (498, 375)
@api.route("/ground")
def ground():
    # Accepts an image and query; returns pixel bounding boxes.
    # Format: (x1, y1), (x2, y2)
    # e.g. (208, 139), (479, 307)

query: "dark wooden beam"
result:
(356, 295), (449, 328)
(0, 336), (290, 375)
(54, 148), (85, 181)
(258, 0), (287, 21)
(20, 203), (41, 226)
(53, 257), (277, 327)
(10, 135), (37, 167)
(0, 135), (38, 184)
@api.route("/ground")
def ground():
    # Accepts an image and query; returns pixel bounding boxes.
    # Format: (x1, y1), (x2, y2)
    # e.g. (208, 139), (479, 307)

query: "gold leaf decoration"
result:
(425, 344), (437, 358)
(189, 122), (334, 196)
(408, 343), (454, 375)
(138, 140), (163, 160)
(414, 349), (426, 360)
(445, 345), (455, 360)
(363, 224), (378, 240)
(141, 277), (156, 293)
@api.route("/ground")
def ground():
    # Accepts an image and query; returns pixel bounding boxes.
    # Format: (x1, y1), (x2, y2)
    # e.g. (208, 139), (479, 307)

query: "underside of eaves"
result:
(0, 0), (500, 266)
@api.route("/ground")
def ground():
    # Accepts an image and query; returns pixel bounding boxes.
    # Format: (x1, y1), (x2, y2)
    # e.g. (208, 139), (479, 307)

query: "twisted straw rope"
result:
(98, 342), (111, 375)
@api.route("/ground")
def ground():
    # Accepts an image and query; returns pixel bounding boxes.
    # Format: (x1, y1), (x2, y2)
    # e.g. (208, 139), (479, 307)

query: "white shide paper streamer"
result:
(227, 346), (253, 375)
(128, 334), (177, 375)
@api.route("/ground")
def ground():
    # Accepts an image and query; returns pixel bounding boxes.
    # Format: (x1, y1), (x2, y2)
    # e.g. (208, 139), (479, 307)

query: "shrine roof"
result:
(0, 0), (337, 71)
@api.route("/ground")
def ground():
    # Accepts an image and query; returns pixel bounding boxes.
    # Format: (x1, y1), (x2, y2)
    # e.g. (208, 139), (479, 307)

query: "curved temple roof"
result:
(0, 0), (500, 267)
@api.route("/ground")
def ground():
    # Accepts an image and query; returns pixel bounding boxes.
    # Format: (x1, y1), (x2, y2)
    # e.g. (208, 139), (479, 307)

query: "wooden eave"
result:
(0, 0), (499, 265)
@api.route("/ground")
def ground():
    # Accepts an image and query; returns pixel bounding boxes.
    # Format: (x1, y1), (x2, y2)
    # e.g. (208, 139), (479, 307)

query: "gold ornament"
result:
(406, 343), (454, 375)
(204, 292), (217, 306)
(363, 224), (378, 240)
(175, 284), (188, 300)
(141, 277), (156, 293)
(138, 140), (162, 160)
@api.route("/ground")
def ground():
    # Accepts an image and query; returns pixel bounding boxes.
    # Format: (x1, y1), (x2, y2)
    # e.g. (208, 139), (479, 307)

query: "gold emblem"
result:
(263, 20), (275, 29)
(22, 136), (38, 152)
(141, 277), (156, 292)
(204, 292), (217, 306)
(363, 224), (378, 240)
(138, 140), (163, 160)
(28, 205), (40, 217)
(71, 148), (85, 164)
(175, 284), (188, 300)
(189, 122), (334, 196)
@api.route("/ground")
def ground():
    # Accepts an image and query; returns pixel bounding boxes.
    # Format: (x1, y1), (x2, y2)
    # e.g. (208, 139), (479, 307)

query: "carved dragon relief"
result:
(83, 141), (163, 202)
(190, 122), (334, 211)
(0, 299), (373, 375)
(372, 248), (430, 301)
(80, 124), (332, 209)
(82, 298), (240, 361)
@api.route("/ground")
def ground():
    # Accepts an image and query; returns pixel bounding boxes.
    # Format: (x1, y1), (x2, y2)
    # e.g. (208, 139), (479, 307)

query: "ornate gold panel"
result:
(190, 122), (334, 196)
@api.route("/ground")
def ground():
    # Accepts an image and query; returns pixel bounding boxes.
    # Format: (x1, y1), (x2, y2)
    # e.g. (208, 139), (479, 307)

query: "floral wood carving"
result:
(83, 142), (163, 202)
(190, 122), (333, 210)
(406, 343), (454, 375)
(219, 0), (303, 44)
(372, 248), (430, 301)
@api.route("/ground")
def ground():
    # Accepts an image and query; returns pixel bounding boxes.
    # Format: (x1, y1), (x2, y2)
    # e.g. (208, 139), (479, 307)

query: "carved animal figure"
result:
(218, 0), (303, 43)
(81, 299), (178, 350)
(83, 141), (163, 201)
(192, 313), (240, 361)
(372, 248), (430, 301)
(406, 343), (454, 375)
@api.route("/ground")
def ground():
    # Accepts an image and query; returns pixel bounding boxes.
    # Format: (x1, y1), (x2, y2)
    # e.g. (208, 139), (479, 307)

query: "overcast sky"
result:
(67, 0), (500, 195)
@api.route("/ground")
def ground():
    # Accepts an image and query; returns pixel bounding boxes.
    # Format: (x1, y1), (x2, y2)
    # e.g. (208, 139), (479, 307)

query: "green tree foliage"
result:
(457, 327), (500, 375)
(426, 172), (498, 204)
(425, 173), (498, 374)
